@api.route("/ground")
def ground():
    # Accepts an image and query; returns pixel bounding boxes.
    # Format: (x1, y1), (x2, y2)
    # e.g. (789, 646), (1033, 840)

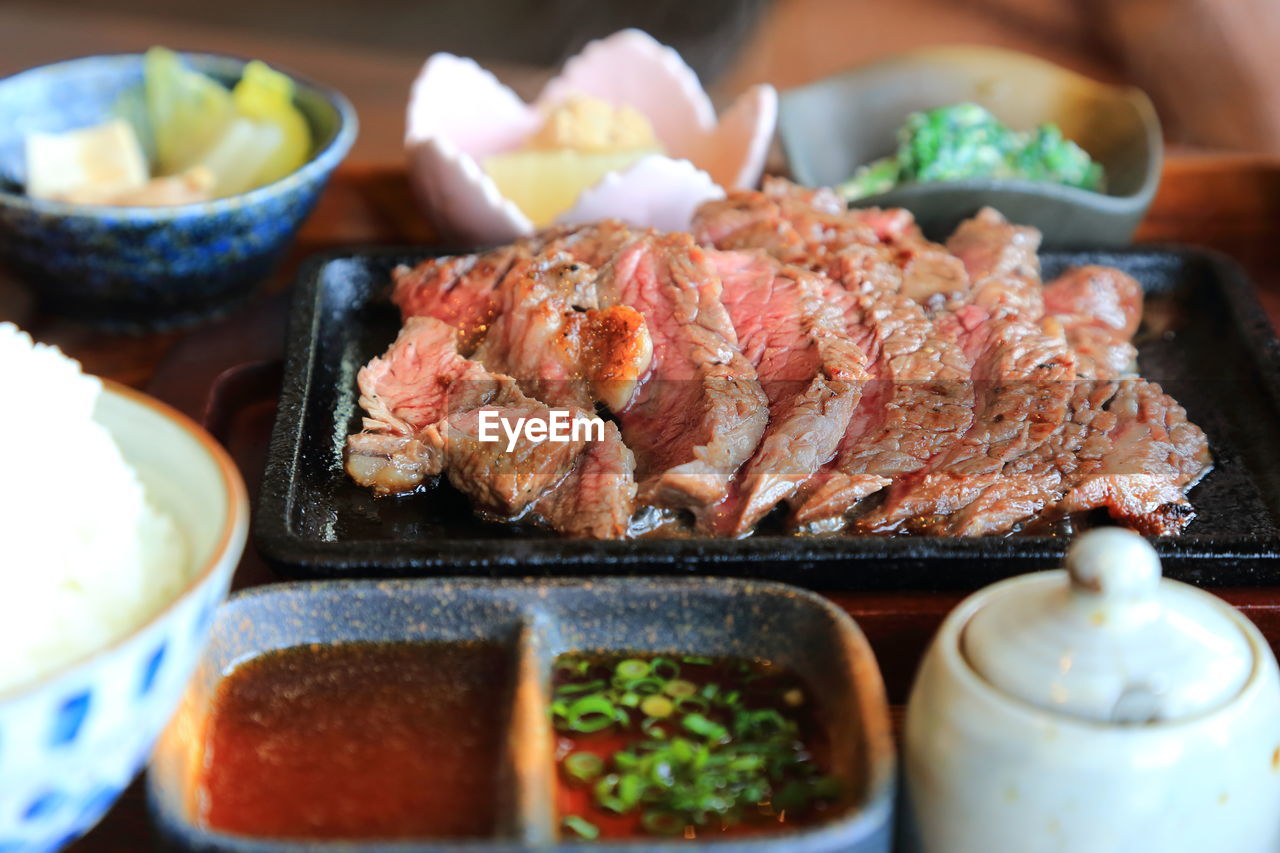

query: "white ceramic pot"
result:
(903, 529), (1280, 853)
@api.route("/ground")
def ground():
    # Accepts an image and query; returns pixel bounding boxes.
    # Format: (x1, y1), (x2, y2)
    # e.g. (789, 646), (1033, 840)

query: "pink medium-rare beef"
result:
(789, 261), (976, 528)
(353, 316), (498, 437)
(596, 232), (768, 511)
(941, 378), (1210, 536)
(1043, 265), (1144, 378)
(392, 245), (527, 352)
(946, 206), (1042, 287)
(693, 178), (884, 272)
(1043, 265), (1143, 334)
(473, 253), (653, 412)
(932, 379), (1121, 535)
(700, 250), (871, 534)
(531, 421), (637, 538)
(344, 316), (500, 496)
(1056, 379), (1211, 534)
(345, 314), (639, 534)
(537, 219), (642, 271)
(861, 311), (1077, 531)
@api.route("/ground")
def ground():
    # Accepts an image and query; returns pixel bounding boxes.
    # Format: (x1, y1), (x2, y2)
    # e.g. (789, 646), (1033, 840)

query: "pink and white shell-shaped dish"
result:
(405, 28), (777, 246)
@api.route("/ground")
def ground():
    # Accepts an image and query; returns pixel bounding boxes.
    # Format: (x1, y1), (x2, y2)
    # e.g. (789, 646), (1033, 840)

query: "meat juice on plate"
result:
(551, 653), (841, 841)
(197, 641), (512, 840)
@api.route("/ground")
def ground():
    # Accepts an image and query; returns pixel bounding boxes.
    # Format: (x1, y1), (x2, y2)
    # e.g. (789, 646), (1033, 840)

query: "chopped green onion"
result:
(649, 657), (680, 680)
(555, 679), (606, 697)
(625, 676), (666, 696)
(681, 655), (713, 666)
(639, 695), (674, 718)
(562, 815), (599, 840)
(564, 751), (604, 782)
(565, 695), (617, 733)
(662, 679), (697, 698)
(615, 659), (650, 680)
(682, 713), (728, 742)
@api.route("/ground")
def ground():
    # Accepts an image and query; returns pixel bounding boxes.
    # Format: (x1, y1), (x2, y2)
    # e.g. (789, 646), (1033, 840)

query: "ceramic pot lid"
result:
(962, 528), (1253, 723)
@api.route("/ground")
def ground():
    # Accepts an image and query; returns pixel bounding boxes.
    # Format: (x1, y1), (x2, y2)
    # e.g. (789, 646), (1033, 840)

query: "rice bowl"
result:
(0, 324), (190, 693)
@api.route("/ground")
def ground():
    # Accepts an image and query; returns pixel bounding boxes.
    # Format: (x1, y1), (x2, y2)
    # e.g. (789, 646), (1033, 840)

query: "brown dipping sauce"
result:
(197, 641), (512, 840)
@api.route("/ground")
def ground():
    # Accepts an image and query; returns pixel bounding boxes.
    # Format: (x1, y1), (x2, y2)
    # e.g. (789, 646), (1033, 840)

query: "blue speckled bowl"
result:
(0, 53), (357, 332)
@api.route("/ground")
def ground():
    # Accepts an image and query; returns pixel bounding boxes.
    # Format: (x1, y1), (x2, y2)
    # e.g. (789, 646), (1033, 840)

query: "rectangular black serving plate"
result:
(256, 246), (1280, 591)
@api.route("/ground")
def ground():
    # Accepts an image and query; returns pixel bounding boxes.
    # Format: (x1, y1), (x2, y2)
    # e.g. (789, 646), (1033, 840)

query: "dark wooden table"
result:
(11, 155), (1275, 851)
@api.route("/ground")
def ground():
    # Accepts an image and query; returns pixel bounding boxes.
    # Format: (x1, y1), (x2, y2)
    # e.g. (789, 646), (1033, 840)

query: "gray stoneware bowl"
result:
(148, 578), (895, 853)
(0, 52), (357, 332)
(779, 45), (1162, 246)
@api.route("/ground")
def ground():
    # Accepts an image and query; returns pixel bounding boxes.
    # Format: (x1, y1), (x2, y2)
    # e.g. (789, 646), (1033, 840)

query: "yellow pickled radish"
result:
(483, 148), (652, 227)
(231, 60), (311, 187)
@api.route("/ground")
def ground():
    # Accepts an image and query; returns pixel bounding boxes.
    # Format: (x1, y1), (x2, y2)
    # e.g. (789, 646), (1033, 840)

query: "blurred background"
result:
(5, 0), (1279, 163)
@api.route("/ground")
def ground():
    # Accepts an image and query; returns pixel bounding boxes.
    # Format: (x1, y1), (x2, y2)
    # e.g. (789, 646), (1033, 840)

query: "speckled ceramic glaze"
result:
(149, 578), (895, 853)
(0, 53), (357, 332)
(0, 383), (248, 853)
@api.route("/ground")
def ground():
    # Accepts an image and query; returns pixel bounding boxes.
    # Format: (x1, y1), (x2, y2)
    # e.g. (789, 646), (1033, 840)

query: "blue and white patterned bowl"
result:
(0, 381), (249, 852)
(0, 53), (358, 332)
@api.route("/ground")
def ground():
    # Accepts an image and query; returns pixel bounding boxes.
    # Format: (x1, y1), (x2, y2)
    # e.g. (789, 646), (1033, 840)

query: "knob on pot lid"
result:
(962, 528), (1253, 724)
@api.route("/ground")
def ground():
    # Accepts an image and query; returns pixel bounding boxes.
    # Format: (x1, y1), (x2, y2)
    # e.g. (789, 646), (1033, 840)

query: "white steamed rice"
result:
(0, 322), (188, 693)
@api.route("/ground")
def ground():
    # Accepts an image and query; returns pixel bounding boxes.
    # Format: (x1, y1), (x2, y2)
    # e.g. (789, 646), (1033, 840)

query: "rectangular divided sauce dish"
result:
(147, 578), (894, 853)
(256, 247), (1280, 590)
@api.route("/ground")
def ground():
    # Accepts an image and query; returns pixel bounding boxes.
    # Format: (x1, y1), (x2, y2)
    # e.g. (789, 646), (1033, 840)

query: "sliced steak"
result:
(937, 379), (1120, 535)
(693, 178), (884, 271)
(435, 399), (589, 517)
(946, 206), (1041, 287)
(538, 219), (642, 270)
(789, 261), (975, 528)
(347, 316), (637, 535)
(531, 421), (637, 538)
(353, 316), (498, 437)
(345, 316), (501, 495)
(473, 254), (653, 411)
(940, 377), (1210, 536)
(596, 233), (768, 510)
(344, 432), (445, 497)
(1043, 265), (1144, 379)
(860, 313), (1077, 531)
(392, 246), (527, 352)
(1055, 379), (1211, 534)
(701, 250), (871, 534)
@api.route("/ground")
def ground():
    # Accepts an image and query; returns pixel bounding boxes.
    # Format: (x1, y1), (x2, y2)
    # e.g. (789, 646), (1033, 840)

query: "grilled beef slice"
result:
(473, 253), (653, 412)
(699, 250), (871, 534)
(345, 316), (501, 495)
(1042, 265), (1144, 378)
(346, 316), (636, 535)
(861, 209), (1078, 531)
(530, 420), (637, 538)
(392, 245), (527, 352)
(789, 256), (976, 528)
(596, 233), (768, 511)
